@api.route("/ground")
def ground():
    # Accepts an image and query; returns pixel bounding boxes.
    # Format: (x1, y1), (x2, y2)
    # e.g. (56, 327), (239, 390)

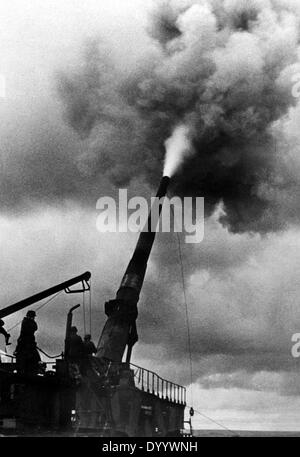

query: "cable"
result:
(189, 407), (240, 437)
(0, 350), (15, 359)
(170, 206), (239, 438)
(176, 230), (194, 406)
(36, 346), (62, 359)
(7, 291), (62, 333)
(89, 277), (92, 336)
(82, 291), (86, 336)
(175, 234), (239, 437)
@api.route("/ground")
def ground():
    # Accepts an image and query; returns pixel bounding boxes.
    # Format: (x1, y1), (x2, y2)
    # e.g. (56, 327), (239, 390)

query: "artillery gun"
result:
(0, 177), (187, 436)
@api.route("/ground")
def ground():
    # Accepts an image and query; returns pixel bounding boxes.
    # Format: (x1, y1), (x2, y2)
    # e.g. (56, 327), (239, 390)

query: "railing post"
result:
(129, 363), (186, 405)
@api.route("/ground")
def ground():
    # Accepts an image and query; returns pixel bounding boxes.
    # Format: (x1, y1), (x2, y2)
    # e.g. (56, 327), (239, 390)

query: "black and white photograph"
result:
(1, 0), (300, 444)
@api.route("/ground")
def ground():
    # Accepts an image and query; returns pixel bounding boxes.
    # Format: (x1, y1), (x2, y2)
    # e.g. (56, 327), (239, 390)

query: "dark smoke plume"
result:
(58, 0), (300, 233)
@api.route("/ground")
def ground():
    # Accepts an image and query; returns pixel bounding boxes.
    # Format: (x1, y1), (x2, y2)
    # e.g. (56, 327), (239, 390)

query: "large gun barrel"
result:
(97, 176), (170, 363)
(116, 176), (170, 303)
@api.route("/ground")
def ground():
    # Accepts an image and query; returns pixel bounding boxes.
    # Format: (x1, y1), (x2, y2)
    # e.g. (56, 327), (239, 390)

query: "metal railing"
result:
(0, 355), (186, 405)
(131, 363), (186, 405)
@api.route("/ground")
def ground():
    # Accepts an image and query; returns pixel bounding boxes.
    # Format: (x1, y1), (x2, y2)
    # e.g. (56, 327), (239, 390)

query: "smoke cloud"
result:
(163, 124), (191, 177)
(58, 0), (300, 233)
(3, 0), (300, 429)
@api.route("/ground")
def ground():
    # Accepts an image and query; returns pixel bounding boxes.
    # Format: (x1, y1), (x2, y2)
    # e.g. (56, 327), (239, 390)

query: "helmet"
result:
(84, 334), (91, 340)
(26, 310), (36, 318)
(70, 326), (78, 333)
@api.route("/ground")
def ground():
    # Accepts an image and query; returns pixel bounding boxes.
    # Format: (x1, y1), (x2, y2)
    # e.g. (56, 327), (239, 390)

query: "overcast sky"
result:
(2, 0), (300, 432)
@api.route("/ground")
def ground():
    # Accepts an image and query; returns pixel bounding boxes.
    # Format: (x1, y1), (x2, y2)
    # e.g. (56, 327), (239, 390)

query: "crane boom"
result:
(0, 271), (91, 319)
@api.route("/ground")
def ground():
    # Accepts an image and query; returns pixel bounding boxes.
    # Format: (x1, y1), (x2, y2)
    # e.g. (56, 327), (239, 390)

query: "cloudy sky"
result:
(2, 0), (300, 432)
